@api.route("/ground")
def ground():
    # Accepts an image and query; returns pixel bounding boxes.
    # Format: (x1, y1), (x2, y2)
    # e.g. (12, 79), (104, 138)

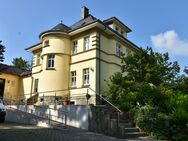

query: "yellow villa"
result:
(1, 7), (139, 105)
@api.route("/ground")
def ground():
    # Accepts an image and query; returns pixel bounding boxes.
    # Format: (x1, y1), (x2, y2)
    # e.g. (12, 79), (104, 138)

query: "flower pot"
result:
(63, 100), (70, 106)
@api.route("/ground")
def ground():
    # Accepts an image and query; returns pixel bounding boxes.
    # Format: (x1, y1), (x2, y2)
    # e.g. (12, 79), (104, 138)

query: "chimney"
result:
(81, 6), (89, 19)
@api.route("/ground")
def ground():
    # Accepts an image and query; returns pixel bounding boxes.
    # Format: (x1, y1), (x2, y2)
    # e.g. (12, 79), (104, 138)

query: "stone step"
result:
(124, 132), (146, 139)
(119, 119), (130, 123)
(124, 127), (139, 133)
(119, 122), (133, 128)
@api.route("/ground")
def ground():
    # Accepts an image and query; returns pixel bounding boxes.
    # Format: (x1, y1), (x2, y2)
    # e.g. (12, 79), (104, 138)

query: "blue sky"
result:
(0, 0), (187, 73)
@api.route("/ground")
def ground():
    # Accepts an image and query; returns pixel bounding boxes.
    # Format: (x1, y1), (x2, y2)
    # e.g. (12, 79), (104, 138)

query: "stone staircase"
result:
(107, 106), (146, 139)
(118, 119), (146, 138)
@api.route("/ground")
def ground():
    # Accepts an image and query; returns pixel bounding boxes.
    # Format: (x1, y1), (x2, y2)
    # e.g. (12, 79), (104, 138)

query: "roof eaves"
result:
(25, 42), (42, 51)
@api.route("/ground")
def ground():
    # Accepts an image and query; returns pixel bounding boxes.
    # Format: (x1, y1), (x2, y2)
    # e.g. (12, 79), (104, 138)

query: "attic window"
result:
(121, 30), (124, 35)
(115, 26), (119, 32)
(44, 40), (49, 47)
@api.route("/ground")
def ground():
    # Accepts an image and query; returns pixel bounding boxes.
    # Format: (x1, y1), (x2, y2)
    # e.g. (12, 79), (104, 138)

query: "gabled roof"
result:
(70, 14), (97, 30)
(0, 64), (31, 77)
(103, 17), (132, 33)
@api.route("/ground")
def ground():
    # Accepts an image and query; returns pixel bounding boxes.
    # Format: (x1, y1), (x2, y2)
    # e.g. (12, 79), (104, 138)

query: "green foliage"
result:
(184, 66), (188, 74)
(106, 47), (188, 140)
(121, 47), (180, 85)
(0, 41), (5, 62)
(12, 57), (31, 70)
(131, 105), (188, 140)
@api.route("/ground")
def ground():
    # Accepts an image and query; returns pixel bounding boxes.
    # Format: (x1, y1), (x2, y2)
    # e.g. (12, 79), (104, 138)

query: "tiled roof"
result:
(39, 15), (97, 38)
(50, 23), (72, 32)
(0, 64), (31, 76)
(70, 15), (97, 30)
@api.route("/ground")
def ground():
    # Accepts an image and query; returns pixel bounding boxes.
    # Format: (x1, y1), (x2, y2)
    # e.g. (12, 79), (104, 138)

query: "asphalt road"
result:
(0, 122), (156, 141)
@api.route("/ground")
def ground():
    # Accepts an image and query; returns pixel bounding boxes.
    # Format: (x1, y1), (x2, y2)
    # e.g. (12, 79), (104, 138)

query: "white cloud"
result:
(151, 30), (188, 56)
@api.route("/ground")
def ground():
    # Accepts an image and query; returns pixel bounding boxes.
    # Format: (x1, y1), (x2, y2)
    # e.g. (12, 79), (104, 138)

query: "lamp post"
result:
(86, 89), (91, 104)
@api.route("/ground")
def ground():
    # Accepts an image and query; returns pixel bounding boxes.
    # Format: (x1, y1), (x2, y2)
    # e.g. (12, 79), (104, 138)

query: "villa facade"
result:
(0, 7), (139, 105)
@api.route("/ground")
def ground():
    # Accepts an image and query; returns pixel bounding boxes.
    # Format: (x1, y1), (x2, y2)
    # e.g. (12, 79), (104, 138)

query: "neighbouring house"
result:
(0, 64), (30, 100)
(1, 7), (139, 105)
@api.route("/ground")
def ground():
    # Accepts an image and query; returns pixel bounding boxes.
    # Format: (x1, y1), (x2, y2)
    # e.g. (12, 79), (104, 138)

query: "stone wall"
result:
(88, 105), (120, 137)
(6, 104), (120, 137)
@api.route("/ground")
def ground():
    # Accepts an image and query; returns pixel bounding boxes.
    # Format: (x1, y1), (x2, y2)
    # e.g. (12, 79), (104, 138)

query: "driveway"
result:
(0, 122), (157, 141)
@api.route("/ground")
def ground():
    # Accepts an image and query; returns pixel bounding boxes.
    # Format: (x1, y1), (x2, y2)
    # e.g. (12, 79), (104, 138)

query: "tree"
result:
(0, 41), (5, 62)
(106, 47), (180, 110)
(12, 57), (31, 70)
(121, 47), (180, 86)
(106, 47), (188, 140)
(184, 66), (188, 74)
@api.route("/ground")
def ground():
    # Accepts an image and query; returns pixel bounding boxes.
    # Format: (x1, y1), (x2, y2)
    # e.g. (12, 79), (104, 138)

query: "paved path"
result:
(0, 122), (156, 141)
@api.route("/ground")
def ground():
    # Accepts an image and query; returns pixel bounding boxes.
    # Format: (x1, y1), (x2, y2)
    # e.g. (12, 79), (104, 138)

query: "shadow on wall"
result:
(7, 104), (90, 130)
(58, 105), (90, 129)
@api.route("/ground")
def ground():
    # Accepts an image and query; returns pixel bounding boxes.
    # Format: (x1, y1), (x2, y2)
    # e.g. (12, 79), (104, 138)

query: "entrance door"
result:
(0, 78), (5, 98)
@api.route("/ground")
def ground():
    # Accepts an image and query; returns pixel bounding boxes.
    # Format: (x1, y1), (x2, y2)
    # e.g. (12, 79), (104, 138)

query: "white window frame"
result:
(83, 68), (90, 85)
(121, 30), (124, 35)
(84, 36), (90, 50)
(72, 40), (78, 54)
(125, 48), (131, 57)
(36, 53), (41, 65)
(115, 26), (119, 32)
(47, 54), (55, 68)
(115, 43), (121, 57)
(71, 71), (76, 87)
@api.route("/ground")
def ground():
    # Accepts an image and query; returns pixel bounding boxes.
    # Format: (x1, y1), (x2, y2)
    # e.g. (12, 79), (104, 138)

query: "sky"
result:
(0, 0), (187, 74)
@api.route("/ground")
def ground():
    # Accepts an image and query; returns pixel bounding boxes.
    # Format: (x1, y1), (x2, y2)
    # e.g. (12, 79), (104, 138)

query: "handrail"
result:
(88, 87), (122, 112)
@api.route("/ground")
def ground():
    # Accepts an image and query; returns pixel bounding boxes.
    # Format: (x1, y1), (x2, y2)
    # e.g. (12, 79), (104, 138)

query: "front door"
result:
(0, 78), (5, 98)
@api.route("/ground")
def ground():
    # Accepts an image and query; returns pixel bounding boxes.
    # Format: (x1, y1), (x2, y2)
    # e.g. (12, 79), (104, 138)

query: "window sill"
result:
(43, 45), (50, 48)
(82, 84), (90, 88)
(46, 68), (55, 70)
(70, 86), (77, 89)
(32, 64), (41, 68)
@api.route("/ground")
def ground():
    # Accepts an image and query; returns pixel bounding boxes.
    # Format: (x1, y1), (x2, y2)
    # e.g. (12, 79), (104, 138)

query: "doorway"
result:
(0, 78), (5, 98)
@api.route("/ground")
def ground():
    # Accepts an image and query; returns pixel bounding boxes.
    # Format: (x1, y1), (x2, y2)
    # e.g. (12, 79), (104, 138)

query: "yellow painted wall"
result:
(0, 73), (21, 100)
(31, 34), (71, 97)
(19, 76), (32, 99)
(98, 34), (134, 93)
(23, 29), (136, 105)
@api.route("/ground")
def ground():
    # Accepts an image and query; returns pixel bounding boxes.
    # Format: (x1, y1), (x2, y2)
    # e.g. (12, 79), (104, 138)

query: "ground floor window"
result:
(71, 71), (76, 87)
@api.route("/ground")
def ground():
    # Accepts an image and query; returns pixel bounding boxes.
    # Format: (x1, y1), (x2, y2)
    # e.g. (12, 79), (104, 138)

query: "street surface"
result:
(0, 122), (156, 141)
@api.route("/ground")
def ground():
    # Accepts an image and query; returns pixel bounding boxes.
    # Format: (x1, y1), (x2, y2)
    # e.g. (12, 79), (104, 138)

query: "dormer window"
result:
(115, 26), (119, 32)
(121, 30), (124, 36)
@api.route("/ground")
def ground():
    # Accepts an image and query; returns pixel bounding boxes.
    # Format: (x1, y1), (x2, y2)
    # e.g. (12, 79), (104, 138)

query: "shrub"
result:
(131, 104), (188, 140)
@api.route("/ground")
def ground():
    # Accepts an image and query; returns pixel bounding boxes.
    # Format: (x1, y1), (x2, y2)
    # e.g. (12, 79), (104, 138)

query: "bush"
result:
(168, 108), (188, 141)
(131, 104), (188, 141)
